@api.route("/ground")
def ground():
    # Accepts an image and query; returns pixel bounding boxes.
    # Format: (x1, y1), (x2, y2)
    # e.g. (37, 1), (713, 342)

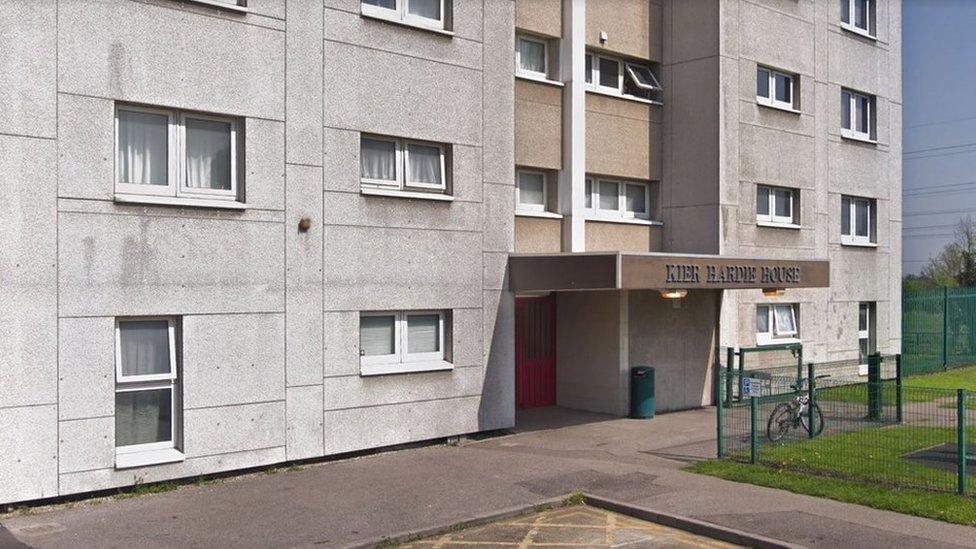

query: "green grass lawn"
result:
(817, 365), (976, 405)
(688, 460), (976, 526)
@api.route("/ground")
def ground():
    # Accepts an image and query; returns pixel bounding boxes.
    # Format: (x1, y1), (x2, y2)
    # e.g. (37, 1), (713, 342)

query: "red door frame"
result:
(515, 295), (557, 409)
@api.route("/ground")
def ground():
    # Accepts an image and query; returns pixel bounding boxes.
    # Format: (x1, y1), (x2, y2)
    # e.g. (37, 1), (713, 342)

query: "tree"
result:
(915, 216), (976, 288)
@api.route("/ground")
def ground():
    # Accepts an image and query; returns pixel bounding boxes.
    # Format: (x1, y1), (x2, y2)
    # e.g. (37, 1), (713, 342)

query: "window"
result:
(841, 195), (874, 245)
(841, 89), (874, 141)
(361, 0), (445, 30)
(757, 304), (799, 344)
(516, 35), (548, 79)
(756, 67), (797, 111)
(516, 170), (547, 213)
(585, 52), (662, 103)
(115, 105), (240, 204)
(114, 318), (183, 468)
(841, 0), (874, 37)
(756, 185), (797, 225)
(360, 311), (452, 375)
(858, 302), (873, 370)
(585, 177), (651, 220)
(360, 135), (448, 194)
(187, 0), (248, 11)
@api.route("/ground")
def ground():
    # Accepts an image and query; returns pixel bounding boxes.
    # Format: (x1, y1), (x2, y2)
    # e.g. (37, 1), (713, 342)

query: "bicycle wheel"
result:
(766, 402), (793, 441)
(801, 402), (825, 437)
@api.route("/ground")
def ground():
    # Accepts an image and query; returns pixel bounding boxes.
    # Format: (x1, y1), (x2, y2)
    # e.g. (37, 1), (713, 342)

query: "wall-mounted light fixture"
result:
(660, 289), (688, 300)
(762, 288), (785, 298)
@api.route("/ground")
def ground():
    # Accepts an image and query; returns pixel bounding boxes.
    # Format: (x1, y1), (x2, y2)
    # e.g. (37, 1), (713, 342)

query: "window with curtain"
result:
(516, 36), (547, 77)
(360, 0), (446, 30)
(360, 311), (450, 375)
(586, 177), (652, 221)
(757, 304), (799, 344)
(360, 134), (449, 194)
(516, 171), (547, 213)
(115, 105), (240, 204)
(115, 318), (181, 463)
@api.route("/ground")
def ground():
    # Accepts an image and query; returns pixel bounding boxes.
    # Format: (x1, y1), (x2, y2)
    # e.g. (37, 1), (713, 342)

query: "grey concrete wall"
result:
(716, 0), (902, 363)
(1, 0), (515, 505)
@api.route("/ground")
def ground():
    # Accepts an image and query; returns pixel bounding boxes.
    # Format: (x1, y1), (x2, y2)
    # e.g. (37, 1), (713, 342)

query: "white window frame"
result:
(359, 311), (451, 375)
(585, 52), (662, 104)
(515, 34), (548, 79)
(841, 195), (874, 246)
(114, 317), (180, 459)
(586, 178), (651, 221)
(360, 135), (447, 194)
(516, 170), (547, 213)
(756, 185), (795, 225)
(841, 0), (874, 38)
(757, 304), (800, 345)
(858, 302), (871, 366)
(361, 0), (445, 30)
(404, 140), (447, 191)
(114, 105), (239, 203)
(841, 89), (874, 141)
(756, 67), (796, 111)
(591, 54), (623, 94)
(625, 62), (663, 92)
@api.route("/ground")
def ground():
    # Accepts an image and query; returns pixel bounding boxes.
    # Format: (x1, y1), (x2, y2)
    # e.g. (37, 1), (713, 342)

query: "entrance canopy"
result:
(509, 252), (830, 292)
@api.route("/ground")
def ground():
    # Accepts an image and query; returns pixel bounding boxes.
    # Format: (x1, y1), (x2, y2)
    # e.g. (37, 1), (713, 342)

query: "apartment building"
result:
(0, 0), (900, 505)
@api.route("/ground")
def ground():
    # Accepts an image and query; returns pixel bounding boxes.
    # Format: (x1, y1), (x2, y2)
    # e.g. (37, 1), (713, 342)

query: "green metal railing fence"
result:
(904, 287), (976, 375)
(716, 354), (976, 497)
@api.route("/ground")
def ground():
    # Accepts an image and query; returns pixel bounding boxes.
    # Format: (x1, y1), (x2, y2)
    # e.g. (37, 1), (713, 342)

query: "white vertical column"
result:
(559, 0), (586, 252)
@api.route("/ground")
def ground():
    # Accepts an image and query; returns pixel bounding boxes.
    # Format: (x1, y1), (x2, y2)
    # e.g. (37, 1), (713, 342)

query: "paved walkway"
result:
(2, 407), (975, 548)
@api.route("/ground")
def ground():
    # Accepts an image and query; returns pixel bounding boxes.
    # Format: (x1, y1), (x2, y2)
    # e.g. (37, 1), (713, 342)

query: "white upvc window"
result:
(515, 35), (548, 79)
(585, 178), (651, 221)
(516, 170), (547, 213)
(841, 195), (874, 245)
(361, 0), (445, 30)
(756, 67), (796, 111)
(585, 52), (662, 103)
(757, 304), (799, 345)
(841, 89), (874, 141)
(114, 318), (184, 468)
(115, 105), (240, 204)
(756, 185), (796, 225)
(841, 0), (874, 37)
(360, 135), (447, 193)
(858, 302), (872, 370)
(360, 311), (451, 375)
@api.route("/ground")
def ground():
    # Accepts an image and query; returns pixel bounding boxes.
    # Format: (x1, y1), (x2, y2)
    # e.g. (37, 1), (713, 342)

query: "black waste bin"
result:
(630, 366), (655, 419)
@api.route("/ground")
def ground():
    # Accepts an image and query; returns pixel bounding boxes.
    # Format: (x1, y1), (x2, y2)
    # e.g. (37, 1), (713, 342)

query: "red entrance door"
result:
(515, 295), (556, 409)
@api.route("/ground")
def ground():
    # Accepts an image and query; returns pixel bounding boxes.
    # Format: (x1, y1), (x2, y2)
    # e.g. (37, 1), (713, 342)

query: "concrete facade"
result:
(0, 0), (514, 505)
(1, 0), (900, 505)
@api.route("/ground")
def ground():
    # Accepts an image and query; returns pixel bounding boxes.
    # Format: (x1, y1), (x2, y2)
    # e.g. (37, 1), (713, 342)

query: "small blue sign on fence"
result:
(742, 377), (765, 398)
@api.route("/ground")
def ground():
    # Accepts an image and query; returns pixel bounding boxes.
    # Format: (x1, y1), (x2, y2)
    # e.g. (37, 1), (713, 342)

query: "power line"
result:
(905, 114), (976, 129)
(904, 148), (976, 161)
(904, 180), (976, 194)
(905, 187), (976, 198)
(904, 142), (976, 155)
(905, 208), (976, 217)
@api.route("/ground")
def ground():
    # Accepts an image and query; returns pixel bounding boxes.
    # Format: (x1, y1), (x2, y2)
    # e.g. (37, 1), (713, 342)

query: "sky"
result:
(903, 0), (976, 274)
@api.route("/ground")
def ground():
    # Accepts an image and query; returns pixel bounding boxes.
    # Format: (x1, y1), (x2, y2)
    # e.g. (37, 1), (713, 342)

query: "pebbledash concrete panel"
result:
(57, 0), (285, 121)
(58, 316), (116, 421)
(322, 366), (483, 411)
(0, 405), (58, 502)
(182, 313), (286, 409)
(286, 385), (325, 461)
(183, 401), (286, 458)
(0, 0), (56, 138)
(58, 417), (115, 474)
(57, 212), (285, 317)
(286, 0), (324, 167)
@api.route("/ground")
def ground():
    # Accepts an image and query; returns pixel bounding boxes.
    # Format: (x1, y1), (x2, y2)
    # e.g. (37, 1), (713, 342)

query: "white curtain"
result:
(408, 0), (440, 19)
(756, 306), (770, 333)
(116, 389), (171, 447)
(599, 181), (618, 210)
(774, 305), (796, 333)
(361, 139), (397, 181)
(117, 110), (168, 186)
(518, 39), (545, 73)
(407, 144), (442, 186)
(518, 173), (544, 206)
(361, 315), (395, 356)
(185, 118), (232, 190)
(119, 320), (171, 377)
(407, 315), (439, 354)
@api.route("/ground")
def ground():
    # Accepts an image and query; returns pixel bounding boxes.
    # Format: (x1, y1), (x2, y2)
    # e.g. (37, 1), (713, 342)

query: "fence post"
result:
(738, 351), (746, 403)
(958, 389), (967, 496)
(716, 368), (725, 459)
(750, 396), (759, 465)
(943, 286), (950, 371)
(807, 363), (816, 439)
(896, 354), (904, 424)
(725, 347), (734, 406)
(867, 353), (881, 421)
(796, 346), (804, 393)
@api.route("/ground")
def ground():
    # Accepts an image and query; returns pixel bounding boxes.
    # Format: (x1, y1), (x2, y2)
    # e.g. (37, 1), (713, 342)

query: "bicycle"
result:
(766, 375), (829, 441)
